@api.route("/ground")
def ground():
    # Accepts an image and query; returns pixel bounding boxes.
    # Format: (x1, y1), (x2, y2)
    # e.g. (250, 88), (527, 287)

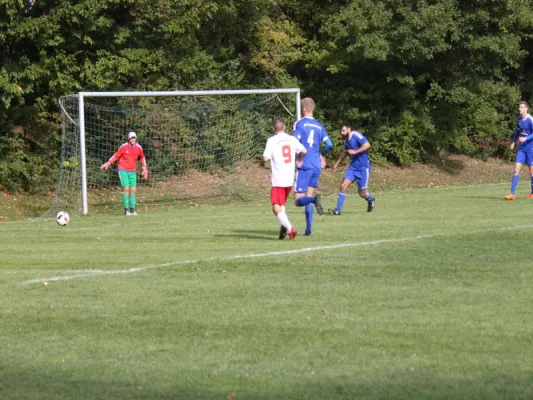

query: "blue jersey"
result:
(513, 114), (533, 152)
(293, 117), (330, 170)
(345, 131), (370, 170)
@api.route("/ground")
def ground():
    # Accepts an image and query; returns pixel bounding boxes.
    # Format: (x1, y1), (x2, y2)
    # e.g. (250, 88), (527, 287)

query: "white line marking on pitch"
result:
(19, 223), (533, 286)
(20, 235), (435, 285)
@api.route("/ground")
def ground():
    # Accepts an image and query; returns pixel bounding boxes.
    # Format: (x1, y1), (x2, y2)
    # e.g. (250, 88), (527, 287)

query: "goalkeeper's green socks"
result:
(122, 193), (129, 209)
(130, 194), (136, 210)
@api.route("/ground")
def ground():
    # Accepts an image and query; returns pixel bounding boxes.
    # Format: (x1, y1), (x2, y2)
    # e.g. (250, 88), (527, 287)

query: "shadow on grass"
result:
(462, 195), (508, 200)
(1, 365), (532, 400)
(214, 229), (280, 241)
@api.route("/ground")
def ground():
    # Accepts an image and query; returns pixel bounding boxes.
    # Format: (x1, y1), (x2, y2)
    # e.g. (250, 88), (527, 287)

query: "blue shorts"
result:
(515, 150), (533, 166)
(294, 168), (320, 193)
(344, 166), (371, 190)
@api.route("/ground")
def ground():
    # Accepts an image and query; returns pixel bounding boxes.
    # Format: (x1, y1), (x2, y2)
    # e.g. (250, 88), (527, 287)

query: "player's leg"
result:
(302, 169), (320, 235)
(293, 169), (308, 205)
(273, 187), (293, 239)
(283, 187), (297, 239)
(357, 168), (375, 212)
(526, 153), (533, 199)
(128, 172), (138, 215)
(506, 153), (524, 200)
(330, 166), (355, 215)
(293, 170), (312, 235)
(329, 179), (351, 215)
(303, 186), (317, 235)
(294, 169), (322, 214)
(118, 171), (131, 215)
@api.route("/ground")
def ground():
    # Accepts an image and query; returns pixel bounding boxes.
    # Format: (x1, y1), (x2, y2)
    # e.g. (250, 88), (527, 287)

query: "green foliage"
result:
(313, 0), (533, 164)
(0, 124), (58, 193)
(2, 0), (533, 194)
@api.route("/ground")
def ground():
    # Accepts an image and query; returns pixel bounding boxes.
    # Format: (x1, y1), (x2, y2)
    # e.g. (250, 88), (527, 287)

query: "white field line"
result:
(19, 223), (533, 286)
(4, 269), (105, 274)
(20, 235), (435, 285)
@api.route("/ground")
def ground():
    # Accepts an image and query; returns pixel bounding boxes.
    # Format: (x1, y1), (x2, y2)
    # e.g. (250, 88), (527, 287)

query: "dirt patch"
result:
(154, 155), (517, 200)
(367, 155), (515, 192)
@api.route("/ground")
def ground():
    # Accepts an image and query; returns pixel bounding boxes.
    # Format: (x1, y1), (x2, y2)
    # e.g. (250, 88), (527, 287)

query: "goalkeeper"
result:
(100, 131), (148, 215)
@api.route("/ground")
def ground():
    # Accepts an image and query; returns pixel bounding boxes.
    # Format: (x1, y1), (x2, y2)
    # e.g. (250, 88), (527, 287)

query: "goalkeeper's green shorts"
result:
(118, 170), (137, 188)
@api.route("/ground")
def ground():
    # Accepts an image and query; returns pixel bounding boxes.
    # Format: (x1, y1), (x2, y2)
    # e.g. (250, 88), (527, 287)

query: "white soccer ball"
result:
(56, 211), (70, 226)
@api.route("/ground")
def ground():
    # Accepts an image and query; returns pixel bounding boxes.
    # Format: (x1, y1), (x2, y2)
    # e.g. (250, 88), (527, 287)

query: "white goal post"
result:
(73, 88), (301, 214)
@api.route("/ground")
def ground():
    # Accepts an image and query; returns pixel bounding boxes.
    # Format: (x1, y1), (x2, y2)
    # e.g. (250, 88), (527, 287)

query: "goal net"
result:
(52, 89), (300, 215)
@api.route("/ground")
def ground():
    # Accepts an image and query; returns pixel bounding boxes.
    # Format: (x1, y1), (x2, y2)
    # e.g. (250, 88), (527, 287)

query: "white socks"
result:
(276, 211), (292, 231)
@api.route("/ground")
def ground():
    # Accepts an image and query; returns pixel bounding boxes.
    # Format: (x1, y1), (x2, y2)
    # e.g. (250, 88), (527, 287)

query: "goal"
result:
(54, 89), (301, 215)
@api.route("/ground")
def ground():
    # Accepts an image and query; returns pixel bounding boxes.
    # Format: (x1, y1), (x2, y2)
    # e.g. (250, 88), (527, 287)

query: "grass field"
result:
(1, 183), (533, 399)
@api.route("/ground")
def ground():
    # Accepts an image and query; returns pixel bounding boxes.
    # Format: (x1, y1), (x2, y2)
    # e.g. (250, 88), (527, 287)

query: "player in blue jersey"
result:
(293, 97), (333, 236)
(504, 101), (533, 200)
(329, 121), (375, 214)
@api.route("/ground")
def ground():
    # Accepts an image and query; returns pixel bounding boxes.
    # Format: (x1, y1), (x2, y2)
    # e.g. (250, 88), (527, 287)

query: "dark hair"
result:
(340, 121), (352, 130)
(519, 101), (530, 108)
(272, 116), (285, 132)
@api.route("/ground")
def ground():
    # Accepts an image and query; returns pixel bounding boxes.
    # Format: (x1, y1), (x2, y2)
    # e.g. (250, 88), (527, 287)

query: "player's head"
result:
(519, 101), (529, 116)
(128, 131), (137, 144)
(301, 97), (315, 116)
(272, 117), (285, 133)
(340, 121), (352, 138)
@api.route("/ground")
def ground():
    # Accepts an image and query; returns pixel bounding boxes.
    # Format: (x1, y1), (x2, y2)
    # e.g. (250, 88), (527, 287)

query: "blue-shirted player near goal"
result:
(329, 121), (375, 215)
(293, 97), (333, 236)
(504, 100), (533, 200)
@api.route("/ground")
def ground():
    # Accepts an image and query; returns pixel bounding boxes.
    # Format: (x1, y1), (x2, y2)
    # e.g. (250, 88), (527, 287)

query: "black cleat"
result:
(279, 225), (287, 240)
(329, 208), (341, 215)
(314, 194), (323, 215)
(367, 199), (375, 212)
(304, 231), (311, 236)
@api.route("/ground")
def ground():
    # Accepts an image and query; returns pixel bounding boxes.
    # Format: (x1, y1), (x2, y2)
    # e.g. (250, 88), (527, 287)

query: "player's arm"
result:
(518, 133), (532, 143)
(320, 136), (333, 169)
(332, 151), (347, 172)
(261, 142), (272, 168)
(346, 141), (371, 155)
(295, 141), (307, 168)
(510, 129), (518, 149)
(520, 120), (533, 142)
(321, 137), (333, 156)
(139, 149), (148, 178)
(100, 147), (123, 170)
(511, 119), (521, 148)
(260, 156), (270, 168)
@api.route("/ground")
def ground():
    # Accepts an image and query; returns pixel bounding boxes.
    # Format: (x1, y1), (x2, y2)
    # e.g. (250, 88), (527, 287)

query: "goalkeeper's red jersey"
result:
(108, 143), (147, 172)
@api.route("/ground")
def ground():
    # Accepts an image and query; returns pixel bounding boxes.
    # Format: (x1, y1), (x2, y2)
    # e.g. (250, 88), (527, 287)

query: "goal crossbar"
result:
(76, 88), (301, 214)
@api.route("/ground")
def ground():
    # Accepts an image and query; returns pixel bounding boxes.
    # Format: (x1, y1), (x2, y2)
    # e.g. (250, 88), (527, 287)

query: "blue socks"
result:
(510, 174), (520, 194)
(336, 192), (346, 213)
(295, 196), (316, 234)
(296, 196), (315, 207)
(305, 204), (313, 233)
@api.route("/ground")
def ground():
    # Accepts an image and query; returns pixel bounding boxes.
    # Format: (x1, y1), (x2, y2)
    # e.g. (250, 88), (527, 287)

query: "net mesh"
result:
(51, 93), (298, 215)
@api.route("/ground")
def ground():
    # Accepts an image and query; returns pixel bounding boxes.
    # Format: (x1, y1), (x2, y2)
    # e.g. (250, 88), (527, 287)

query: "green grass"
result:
(1, 183), (533, 399)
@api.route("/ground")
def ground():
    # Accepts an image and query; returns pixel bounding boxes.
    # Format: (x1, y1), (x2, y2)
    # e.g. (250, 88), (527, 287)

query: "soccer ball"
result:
(56, 211), (70, 226)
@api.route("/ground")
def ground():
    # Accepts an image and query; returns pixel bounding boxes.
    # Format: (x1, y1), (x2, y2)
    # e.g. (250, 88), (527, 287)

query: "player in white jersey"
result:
(262, 117), (307, 240)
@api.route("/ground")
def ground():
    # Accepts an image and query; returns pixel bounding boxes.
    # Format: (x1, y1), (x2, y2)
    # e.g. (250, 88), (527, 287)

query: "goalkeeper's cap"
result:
(128, 131), (137, 139)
